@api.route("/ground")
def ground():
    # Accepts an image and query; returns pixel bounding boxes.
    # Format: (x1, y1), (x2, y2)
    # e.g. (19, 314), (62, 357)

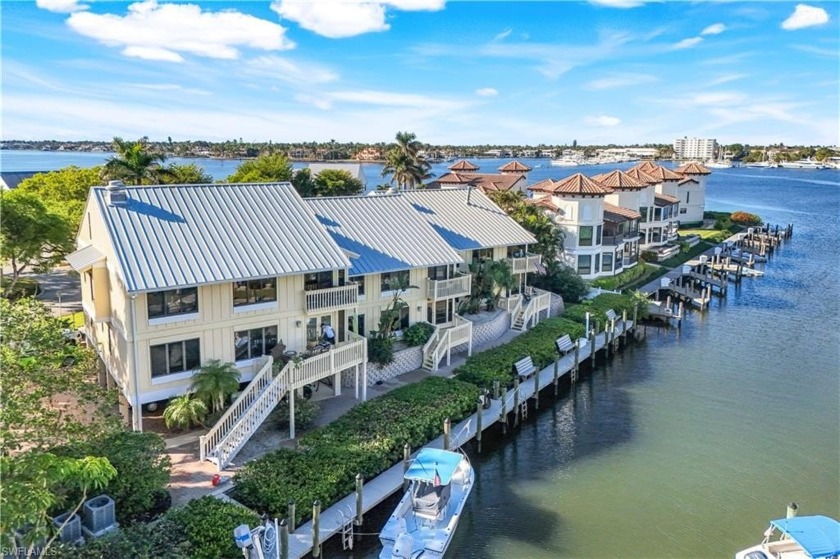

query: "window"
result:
(150, 339), (200, 378)
(603, 252), (613, 272)
(234, 326), (278, 361)
(685, 191), (690, 204)
(304, 271), (333, 292)
(381, 270), (410, 292)
(427, 266), (451, 280)
(471, 248), (493, 262)
(349, 275), (365, 296)
(579, 226), (594, 247)
(507, 245), (527, 258)
(638, 207), (648, 223)
(615, 250), (623, 269)
(233, 278), (276, 307)
(680, 207), (687, 214)
(349, 314), (365, 336)
(148, 288), (198, 319)
(577, 255), (592, 275)
(399, 305), (410, 330)
(596, 225), (603, 245)
(433, 300), (453, 324)
(654, 207), (662, 221)
(86, 270), (94, 301)
(594, 253), (601, 273)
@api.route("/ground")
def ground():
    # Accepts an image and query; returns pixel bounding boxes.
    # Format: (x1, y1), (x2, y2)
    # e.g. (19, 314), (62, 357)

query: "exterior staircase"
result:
(510, 287), (552, 331)
(421, 315), (473, 371)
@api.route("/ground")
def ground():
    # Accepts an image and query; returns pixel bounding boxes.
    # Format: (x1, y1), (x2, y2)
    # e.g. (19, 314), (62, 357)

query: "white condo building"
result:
(673, 137), (718, 160)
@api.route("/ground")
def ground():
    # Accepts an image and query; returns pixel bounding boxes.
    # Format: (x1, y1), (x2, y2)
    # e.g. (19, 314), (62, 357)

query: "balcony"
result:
(602, 234), (625, 246)
(426, 273), (471, 300)
(623, 255), (639, 267)
(304, 283), (359, 313)
(507, 253), (542, 274)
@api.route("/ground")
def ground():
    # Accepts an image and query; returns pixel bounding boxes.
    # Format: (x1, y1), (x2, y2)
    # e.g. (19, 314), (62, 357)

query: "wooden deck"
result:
(287, 321), (633, 558)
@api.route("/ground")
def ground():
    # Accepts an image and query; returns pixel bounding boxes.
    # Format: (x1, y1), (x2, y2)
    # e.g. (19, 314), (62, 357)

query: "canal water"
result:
(3, 151), (838, 557)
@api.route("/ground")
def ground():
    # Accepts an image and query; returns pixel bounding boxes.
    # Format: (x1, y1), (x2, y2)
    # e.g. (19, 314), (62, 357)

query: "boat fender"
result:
(392, 532), (414, 559)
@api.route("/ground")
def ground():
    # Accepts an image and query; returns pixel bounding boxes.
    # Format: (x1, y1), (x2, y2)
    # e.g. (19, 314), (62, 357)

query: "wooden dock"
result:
(283, 321), (634, 558)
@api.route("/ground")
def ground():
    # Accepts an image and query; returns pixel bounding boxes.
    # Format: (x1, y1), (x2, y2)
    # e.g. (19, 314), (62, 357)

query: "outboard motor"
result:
(392, 532), (415, 559)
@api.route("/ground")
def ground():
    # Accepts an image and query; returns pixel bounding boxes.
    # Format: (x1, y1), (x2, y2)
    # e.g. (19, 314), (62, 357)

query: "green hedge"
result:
(563, 293), (638, 332)
(453, 318), (585, 390)
(659, 241), (713, 268)
(233, 377), (479, 524)
(590, 263), (653, 291)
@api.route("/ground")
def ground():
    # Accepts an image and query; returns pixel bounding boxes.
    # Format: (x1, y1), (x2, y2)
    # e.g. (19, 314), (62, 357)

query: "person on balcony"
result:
(321, 323), (336, 345)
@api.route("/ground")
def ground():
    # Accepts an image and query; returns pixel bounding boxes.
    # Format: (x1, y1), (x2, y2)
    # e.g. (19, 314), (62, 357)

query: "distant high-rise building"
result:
(673, 137), (717, 160)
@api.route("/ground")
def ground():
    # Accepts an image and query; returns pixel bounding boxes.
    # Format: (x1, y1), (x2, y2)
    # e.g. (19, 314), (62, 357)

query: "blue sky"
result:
(2, 1), (838, 145)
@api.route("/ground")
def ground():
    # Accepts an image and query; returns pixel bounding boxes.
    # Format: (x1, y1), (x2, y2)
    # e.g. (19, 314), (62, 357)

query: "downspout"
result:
(129, 294), (143, 432)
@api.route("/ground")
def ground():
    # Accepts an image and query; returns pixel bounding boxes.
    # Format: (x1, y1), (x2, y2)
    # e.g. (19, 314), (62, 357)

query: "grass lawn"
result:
(60, 310), (85, 329)
(659, 241), (713, 268)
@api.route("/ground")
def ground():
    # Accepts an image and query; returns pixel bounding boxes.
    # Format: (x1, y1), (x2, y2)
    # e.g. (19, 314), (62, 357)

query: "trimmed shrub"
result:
(166, 497), (260, 559)
(274, 394), (319, 430)
(730, 211), (762, 225)
(233, 377), (478, 525)
(453, 317), (585, 390)
(367, 335), (395, 367)
(563, 293), (639, 332)
(403, 322), (435, 347)
(640, 250), (658, 263)
(590, 263), (652, 291)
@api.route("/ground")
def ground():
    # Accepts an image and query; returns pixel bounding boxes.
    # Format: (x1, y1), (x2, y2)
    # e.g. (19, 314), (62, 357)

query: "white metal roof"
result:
(305, 195), (463, 276)
(400, 188), (536, 251)
(93, 183), (350, 293)
(65, 244), (105, 272)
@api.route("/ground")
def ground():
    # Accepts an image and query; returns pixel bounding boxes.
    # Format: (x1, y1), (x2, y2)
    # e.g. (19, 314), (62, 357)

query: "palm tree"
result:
(191, 360), (241, 414)
(163, 395), (207, 430)
(102, 137), (169, 185)
(381, 131), (432, 190)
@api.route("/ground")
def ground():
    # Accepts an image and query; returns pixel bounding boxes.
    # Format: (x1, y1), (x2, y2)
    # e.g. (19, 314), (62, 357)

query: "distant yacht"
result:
(743, 161), (776, 168)
(550, 155), (583, 167)
(705, 160), (732, 169)
(779, 157), (827, 170)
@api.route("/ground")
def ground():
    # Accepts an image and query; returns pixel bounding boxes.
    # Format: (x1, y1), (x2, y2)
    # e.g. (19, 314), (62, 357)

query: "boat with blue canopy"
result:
(735, 515), (840, 559)
(379, 448), (474, 559)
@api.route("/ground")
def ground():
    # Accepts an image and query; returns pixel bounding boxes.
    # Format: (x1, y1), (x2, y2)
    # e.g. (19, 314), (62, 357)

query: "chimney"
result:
(466, 185), (474, 205)
(107, 180), (128, 207)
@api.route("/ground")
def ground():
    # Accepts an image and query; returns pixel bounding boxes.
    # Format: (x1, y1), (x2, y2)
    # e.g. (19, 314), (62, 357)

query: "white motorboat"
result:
(379, 448), (474, 559)
(779, 158), (827, 169)
(706, 159), (733, 169)
(550, 155), (583, 167)
(735, 515), (840, 559)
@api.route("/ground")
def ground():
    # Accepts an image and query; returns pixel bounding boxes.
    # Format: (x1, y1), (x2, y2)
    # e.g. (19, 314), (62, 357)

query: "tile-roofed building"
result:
(428, 172), (527, 194)
(528, 172), (611, 196)
(636, 163), (682, 181)
(654, 193), (680, 206)
(448, 160), (480, 172)
(624, 167), (660, 185)
(305, 196), (462, 276)
(89, 182), (350, 293)
(498, 160), (532, 174)
(679, 177), (699, 185)
(675, 162), (712, 175)
(401, 188), (536, 251)
(591, 169), (647, 190)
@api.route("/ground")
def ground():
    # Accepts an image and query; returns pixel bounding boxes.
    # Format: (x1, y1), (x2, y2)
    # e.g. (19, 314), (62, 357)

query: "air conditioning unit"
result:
(81, 494), (118, 538)
(52, 513), (84, 545)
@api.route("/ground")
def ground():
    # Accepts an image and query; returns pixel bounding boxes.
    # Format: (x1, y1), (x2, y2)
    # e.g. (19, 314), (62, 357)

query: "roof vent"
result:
(106, 180), (128, 207)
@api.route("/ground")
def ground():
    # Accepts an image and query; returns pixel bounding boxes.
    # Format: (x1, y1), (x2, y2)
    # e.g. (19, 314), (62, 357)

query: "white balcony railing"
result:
(426, 273), (471, 300)
(304, 283), (359, 313)
(286, 336), (366, 390)
(507, 253), (542, 274)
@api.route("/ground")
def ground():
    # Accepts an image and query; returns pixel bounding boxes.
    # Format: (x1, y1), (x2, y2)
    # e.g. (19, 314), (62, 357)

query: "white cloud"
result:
(327, 89), (468, 111)
(589, 0), (648, 8)
(475, 88), (498, 97)
(585, 115), (621, 127)
(36, 0), (88, 13)
(244, 56), (339, 85)
(294, 93), (333, 110)
(585, 73), (658, 90)
(66, 0), (294, 63)
(271, 0), (445, 39)
(707, 73), (748, 86)
(782, 4), (830, 30)
(492, 29), (512, 42)
(701, 23), (726, 35)
(673, 37), (703, 49)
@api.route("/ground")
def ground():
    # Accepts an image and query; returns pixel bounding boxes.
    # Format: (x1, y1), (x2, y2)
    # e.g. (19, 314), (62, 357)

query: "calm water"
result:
(3, 151), (839, 557)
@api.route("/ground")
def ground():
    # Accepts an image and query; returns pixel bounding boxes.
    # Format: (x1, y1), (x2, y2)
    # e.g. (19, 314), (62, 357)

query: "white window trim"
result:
(150, 368), (198, 385)
(233, 301), (279, 314)
(148, 312), (200, 327)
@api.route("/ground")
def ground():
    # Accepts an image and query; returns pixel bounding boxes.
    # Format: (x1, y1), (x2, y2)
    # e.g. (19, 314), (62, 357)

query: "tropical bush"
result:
(192, 360), (241, 414)
(367, 335), (395, 367)
(640, 250), (659, 263)
(165, 497), (260, 559)
(55, 431), (171, 524)
(51, 516), (191, 558)
(730, 211), (762, 225)
(233, 377), (479, 525)
(453, 318), (585, 389)
(530, 263), (588, 304)
(163, 395), (207, 430)
(403, 322), (435, 347)
(274, 394), (320, 430)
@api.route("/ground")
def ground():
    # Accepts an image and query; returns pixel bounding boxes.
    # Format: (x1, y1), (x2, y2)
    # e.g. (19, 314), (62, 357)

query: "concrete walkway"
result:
(166, 326), (525, 506)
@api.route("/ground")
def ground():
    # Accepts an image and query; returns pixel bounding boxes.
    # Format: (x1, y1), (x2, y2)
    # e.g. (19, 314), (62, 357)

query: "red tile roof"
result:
(603, 202), (641, 221)
(498, 160), (532, 173)
(449, 160), (480, 171)
(527, 173), (611, 196)
(634, 162), (682, 181)
(624, 167), (660, 185)
(654, 193), (680, 205)
(429, 172), (524, 193)
(591, 169), (647, 190)
(675, 162), (712, 175)
(679, 177), (699, 185)
(526, 196), (560, 212)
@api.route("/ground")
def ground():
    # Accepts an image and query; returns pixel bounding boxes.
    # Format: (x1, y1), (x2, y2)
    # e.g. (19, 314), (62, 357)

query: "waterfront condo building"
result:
(67, 181), (543, 444)
(673, 137), (718, 161)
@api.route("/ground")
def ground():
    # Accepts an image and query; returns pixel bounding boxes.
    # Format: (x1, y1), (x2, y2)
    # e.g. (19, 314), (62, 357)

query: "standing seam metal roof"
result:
(95, 183), (350, 293)
(305, 195), (463, 276)
(400, 188), (536, 251)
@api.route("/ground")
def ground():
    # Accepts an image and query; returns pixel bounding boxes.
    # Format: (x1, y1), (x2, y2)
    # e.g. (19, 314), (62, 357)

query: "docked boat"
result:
(735, 515), (840, 559)
(779, 158), (827, 170)
(550, 155), (583, 167)
(379, 448), (474, 559)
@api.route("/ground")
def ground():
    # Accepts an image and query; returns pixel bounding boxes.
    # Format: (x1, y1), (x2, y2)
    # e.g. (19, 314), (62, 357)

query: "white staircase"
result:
(199, 356), (288, 471)
(511, 288), (552, 331)
(421, 315), (473, 371)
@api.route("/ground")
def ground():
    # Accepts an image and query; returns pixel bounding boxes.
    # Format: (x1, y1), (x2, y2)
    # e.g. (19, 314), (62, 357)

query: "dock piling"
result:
(355, 474), (364, 527)
(787, 503), (798, 518)
(476, 402), (483, 453)
(312, 500), (321, 557)
(513, 377), (521, 428)
(533, 365), (540, 410)
(280, 519), (289, 559)
(572, 342), (580, 384)
(403, 444), (410, 490)
(492, 380), (500, 400)
(553, 354), (559, 396)
(287, 501), (296, 534)
(443, 417), (451, 450)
